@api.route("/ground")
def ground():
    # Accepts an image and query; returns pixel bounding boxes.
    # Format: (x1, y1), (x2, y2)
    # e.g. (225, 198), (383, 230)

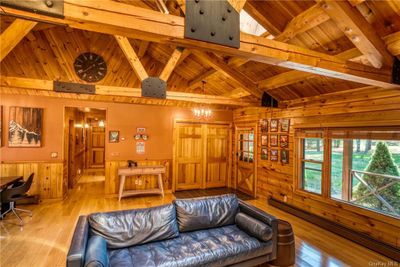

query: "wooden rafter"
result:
(114, 35), (148, 81)
(227, 0), (247, 13)
(384, 31), (400, 56)
(0, 2), (396, 88)
(0, 18), (37, 61)
(0, 76), (254, 107)
(159, 47), (184, 81)
(137, 41), (150, 58)
(320, 0), (393, 68)
(243, 1), (281, 36)
(155, 0), (169, 14)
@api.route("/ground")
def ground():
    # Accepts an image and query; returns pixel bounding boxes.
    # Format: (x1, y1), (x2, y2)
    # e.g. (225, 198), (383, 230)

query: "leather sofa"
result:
(67, 194), (281, 267)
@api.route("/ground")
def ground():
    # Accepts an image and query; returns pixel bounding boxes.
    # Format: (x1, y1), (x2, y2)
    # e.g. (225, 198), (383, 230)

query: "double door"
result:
(173, 121), (231, 191)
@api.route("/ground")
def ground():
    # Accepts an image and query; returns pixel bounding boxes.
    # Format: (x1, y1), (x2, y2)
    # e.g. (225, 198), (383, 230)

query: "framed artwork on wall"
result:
(281, 150), (289, 164)
(270, 149), (278, 161)
(280, 135), (289, 148)
(259, 119), (268, 133)
(270, 134), (278, 147)
(261, 147), (268, 160)
(109, 130), (119, 143)
(8, 107), (43, 147)
(270, 119), (278, 132)
(280, 119), (290, 133)
(261, 134), (268, 146)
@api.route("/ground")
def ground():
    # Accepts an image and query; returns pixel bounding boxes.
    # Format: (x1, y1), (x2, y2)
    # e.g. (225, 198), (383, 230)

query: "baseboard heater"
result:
(268, 198), (400, 262)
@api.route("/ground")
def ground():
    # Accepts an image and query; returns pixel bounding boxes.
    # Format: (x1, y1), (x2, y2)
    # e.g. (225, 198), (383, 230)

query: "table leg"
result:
(158, 174), (164, 197)
(119, 175), (126, 201)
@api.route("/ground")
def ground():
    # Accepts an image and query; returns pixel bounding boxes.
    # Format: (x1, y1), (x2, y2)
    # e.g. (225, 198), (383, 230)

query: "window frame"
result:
(294, 127), (400, 220)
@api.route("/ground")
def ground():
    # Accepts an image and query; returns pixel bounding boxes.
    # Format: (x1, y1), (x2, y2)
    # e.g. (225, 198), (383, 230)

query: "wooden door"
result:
(205, 124), (230, 188)
(174, 123), (204, 190)
(88, 126), (105, 168)
(235, 126), (257, 197)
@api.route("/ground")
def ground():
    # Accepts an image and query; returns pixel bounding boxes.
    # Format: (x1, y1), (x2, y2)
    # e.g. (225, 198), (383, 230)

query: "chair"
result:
(0, 173), (34, 225)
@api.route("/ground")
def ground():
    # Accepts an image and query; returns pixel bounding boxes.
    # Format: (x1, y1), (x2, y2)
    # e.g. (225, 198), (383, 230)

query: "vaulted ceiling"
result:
(1, 0), (400, 107)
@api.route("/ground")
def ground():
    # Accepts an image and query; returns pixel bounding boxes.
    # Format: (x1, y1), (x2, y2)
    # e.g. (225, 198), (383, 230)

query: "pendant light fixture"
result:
(193, 81), (212, 119)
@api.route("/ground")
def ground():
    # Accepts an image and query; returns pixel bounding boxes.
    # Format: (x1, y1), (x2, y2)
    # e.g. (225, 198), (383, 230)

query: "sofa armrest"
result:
(67, 216), (90, 267)
(84, 235), (109, 267)
(238, 200), (278, 259)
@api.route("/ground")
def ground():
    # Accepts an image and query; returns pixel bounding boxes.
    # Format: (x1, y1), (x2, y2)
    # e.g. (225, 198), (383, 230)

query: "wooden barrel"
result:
(270, 220), (295, 266)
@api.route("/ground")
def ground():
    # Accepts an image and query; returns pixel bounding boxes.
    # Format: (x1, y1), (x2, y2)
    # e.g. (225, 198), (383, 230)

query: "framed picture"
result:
(259, 119), (268, 133)
(270, 134), (278, 147)
(261, 147), (268, 160)
(270, 119), (278, 132)
(270, 149), (278, 161)
(109, 130), (119, 143)
(280, 119), (290, 133)
(281, 150), (289, 164)
(280, 135), (289, 148)
(261, 134), (268, 146)
(9, 107), (43, 147)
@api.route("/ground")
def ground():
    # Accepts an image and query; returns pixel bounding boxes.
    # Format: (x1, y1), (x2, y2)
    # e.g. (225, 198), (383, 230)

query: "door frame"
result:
(234, 122), (258, 198)
(172, 119), (232, 192)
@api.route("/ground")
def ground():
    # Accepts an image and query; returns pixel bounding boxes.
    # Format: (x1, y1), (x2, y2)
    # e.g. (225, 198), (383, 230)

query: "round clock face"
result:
(74, 52), (107, 83)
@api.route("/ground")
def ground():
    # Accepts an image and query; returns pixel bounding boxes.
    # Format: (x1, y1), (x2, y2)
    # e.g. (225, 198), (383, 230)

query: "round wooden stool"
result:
(270, 220), (295, 266)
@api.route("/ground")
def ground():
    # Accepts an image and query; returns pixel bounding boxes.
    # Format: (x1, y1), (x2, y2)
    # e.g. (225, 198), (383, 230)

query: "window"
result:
(238, 131), (254, 163)
(296, 128), (400, 218)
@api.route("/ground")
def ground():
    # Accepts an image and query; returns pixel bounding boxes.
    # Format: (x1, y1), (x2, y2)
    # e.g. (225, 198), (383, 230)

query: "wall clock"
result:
(74, 52), (107, 83)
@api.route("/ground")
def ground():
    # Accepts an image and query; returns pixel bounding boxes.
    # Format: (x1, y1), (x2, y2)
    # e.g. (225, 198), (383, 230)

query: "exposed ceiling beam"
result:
(319, 0), (393, 68)
(187, 69), (217, 90)
(192, 50), (262, 98)
(243, 1), (282, 36)
(155, 0), (169, 14)
(0, 18), (37, 61)
(137, 40), (150, 58)
(227, 0), (247, 13)
(114, 35), (149, 81)
(0, 1), (396, 89)
(159, 47), (185, 81)
(0, 76), (254, 107)
(384, 31), (400, 56)
(348, 0), (366, 7)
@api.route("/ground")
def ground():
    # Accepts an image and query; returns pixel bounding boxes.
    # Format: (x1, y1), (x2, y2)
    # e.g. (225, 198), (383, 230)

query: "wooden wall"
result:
(233, 87), (400, 249)
(0, 162), (64, 199)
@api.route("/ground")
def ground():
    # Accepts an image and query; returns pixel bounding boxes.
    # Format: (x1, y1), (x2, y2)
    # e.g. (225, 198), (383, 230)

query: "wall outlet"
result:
(50, 152), (58, 158)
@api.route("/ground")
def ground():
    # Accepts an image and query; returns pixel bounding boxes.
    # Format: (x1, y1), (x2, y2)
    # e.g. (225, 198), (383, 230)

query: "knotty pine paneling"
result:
(233, 91), (400, 249)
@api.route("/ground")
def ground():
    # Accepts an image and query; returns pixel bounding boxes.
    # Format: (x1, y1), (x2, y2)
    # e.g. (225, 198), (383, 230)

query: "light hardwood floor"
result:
(0, 179), (394, 267)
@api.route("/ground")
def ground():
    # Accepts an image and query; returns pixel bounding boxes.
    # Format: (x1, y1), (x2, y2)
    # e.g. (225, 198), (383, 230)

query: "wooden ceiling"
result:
(1, 0), (400, 107)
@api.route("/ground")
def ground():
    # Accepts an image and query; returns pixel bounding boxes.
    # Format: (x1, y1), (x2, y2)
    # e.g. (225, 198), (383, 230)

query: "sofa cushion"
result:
(88, 204), (179, 249)
(174, 194), (239, 232)
(235, 212), (273, 242)
(84, 235), (109, 267)
(108, 225), (273, 267)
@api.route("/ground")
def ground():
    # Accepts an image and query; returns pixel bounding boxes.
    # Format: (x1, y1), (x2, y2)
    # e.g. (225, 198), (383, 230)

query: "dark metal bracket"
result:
(141, 77), (167, 99)
(184, 0), (240, 48)
(54, 81), (95, 94)
(0, 0), (64, 19)
(392, 58), (400, 85)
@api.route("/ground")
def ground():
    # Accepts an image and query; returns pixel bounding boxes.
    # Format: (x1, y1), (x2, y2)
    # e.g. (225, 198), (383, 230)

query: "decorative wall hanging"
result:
(261, 147), (268, 160)
(270, 149), (278, 162)
(280, 119), (290, 133)
(261, 134), (268, 146)
(259, 119), (268, 133)
(134, 127), (149, 141)
(8, 107), (43, 147)
(280, 135), (289, 148)
(270, 119), (278, 132)
(281, 150), (289, 164)
(109, 131), (119, 143)
(270, 134), (278, 147)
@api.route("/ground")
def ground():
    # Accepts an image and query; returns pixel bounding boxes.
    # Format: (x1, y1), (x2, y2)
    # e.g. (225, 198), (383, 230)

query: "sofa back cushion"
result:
(88, 204), (179, 249)
(174, 194), (239, 232)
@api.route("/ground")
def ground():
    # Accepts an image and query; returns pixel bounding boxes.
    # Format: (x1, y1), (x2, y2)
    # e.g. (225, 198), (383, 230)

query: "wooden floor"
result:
(0, 179), (394, 267)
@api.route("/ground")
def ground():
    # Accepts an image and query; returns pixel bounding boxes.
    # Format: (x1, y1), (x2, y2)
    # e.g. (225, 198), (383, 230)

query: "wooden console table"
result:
(118, 165), (165, 201)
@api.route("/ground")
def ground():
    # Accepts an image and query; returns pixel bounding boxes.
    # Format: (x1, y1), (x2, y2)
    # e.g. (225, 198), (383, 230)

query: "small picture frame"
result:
(281, 150), (289, 164)
(261, 134), (268, 146)
(280, 119), (290, 133)
(261, 147), (268, 160)
(280, 135), (289, 148)
(270, 134), (278, 147)
(109, 130), (119, 143)
(259, 119), (268, 133)
(270, 149), (278, 161)
(270, 119), (278, 132)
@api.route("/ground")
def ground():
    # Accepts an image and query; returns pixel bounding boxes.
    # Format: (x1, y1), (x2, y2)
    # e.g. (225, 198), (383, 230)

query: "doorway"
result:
(64, 107), (106, 189)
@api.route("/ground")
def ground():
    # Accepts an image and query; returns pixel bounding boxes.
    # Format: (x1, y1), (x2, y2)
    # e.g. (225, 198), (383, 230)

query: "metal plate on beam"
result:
(141, 77), (167, 99)
(54, 81), (95, 94)
(0, 0), (64, 19)
(185, 0), (240, 48)
(393, 58), (400, 85)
